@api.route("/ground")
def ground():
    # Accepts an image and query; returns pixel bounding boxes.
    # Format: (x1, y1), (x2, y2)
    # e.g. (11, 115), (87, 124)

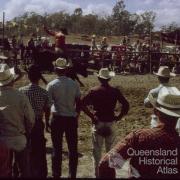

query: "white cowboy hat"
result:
(54, 58), (70, 69)
(0, 55), (8, 60)
(148, 87), (180, 117)
(153, 66), (176, 77)
(0, 64), (15, 86)
(95, 68), (115, 80)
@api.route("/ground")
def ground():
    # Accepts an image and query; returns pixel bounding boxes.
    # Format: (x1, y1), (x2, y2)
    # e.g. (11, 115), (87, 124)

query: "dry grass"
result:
(14, 73), (180, 178)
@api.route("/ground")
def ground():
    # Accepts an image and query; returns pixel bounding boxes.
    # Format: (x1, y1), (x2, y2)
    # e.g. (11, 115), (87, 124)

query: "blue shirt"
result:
(46, 76), (81, 117)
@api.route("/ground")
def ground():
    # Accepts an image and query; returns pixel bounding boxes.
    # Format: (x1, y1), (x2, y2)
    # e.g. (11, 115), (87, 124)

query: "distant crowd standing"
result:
(1, 31), (180, 75)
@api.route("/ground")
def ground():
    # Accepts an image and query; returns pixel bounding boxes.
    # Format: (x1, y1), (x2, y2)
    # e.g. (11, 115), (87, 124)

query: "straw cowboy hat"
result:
(148, 86), (180, 117)
(0, 55), (8, 60)
(153, 66), (176, 78)
(0, 64), (15, 86)
(54, 58), (70, 70)
(95, 68), (115, 80)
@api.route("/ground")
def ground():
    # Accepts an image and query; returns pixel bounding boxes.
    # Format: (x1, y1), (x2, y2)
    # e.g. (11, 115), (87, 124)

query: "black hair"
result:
(60, 28), (68, 35)
(158, 76), (170, 84)
(28, 65), (41, 82)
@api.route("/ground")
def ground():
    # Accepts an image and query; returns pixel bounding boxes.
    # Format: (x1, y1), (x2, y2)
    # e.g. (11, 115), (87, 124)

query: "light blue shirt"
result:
(46, 76), (81, 117)
(144, 83), (170, 128)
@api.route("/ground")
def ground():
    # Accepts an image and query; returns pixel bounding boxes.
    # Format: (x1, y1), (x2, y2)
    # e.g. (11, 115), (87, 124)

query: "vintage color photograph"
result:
(0, 0), (180, 178)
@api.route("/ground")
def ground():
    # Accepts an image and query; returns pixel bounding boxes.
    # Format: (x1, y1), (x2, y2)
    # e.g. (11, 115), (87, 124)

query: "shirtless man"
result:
(44, 26), (68, 57)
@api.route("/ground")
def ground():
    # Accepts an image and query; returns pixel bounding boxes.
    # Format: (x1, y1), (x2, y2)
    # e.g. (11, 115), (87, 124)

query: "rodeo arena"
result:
(0, 12), (180, 179)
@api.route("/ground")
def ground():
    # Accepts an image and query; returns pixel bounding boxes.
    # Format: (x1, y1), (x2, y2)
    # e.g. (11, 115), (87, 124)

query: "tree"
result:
(161, 22), (179, 32)
(112, 0), (126, 35)
(134, 11), (156, 35)
(74, 8), (83, 16)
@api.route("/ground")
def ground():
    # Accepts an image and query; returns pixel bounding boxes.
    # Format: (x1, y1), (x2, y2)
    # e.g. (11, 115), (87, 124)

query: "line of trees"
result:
(1, 0), (177, 38)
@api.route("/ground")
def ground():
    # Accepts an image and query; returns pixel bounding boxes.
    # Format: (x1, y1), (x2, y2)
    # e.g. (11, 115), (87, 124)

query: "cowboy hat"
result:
(148, 87), (180, 117)
(0, 55), (8, 60)
(95, 68), (115, 80)
(153, 66), (176, 77)
(54, 58), (70, 70)
(0, 64), (15, 86)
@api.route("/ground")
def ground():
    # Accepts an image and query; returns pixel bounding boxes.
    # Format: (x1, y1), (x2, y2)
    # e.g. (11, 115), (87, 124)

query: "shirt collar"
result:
(159, 82), (170, 87)
(58, 76), (68, 80)
(0, 86), (13, 90)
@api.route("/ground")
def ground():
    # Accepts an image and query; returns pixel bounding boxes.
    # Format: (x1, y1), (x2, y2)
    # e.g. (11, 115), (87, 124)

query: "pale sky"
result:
(0, 0), (180, 29)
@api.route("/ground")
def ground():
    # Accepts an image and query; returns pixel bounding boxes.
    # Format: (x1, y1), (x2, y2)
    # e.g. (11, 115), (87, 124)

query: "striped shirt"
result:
(19, 84), (51, 119)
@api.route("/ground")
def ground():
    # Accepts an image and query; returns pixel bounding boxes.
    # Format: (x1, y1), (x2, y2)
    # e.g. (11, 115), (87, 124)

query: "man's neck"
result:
(100, 83), (109, 87)
(157, 121), (177, 131)
(31, 82), (39, 85)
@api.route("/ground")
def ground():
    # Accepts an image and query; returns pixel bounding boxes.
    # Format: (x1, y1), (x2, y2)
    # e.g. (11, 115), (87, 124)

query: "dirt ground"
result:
(15, 73), (180, 178)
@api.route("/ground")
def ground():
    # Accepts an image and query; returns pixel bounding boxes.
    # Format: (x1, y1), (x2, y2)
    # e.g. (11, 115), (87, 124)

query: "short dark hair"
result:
(28, 65), (41, 82)
(60, 28), (68, 35)
(158, 76), (170, 84)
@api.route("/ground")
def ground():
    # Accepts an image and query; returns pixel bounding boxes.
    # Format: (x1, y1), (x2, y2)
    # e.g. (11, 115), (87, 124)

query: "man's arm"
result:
(81, 91), (98, 124)
(99, 131), (137, 178)
(115, 90), (129, 121)
(144, 86), (163, 108)
(44, 26), (56, 36)
(44, 105), (51, 133)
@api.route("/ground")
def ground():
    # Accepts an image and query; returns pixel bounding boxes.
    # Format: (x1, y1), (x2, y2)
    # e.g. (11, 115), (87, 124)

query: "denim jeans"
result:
(51, 115), (78, 178)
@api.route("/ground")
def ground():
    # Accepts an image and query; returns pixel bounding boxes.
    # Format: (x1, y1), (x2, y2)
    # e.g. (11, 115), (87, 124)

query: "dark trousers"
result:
(51, 115), (78, 178)
(13, 147), (31, 178)
(30, 119), (47, 177)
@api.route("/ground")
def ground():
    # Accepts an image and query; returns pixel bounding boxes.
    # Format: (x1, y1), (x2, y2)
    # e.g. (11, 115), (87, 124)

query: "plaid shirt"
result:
(19, 84), (51, 118)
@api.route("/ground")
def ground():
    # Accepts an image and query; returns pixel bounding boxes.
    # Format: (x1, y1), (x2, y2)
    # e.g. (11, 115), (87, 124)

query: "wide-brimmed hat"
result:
(148, 87), (180, 117)
(54, 58), (70, 70)
(95, 68), (115, 80)
(0, 55), (8, 60)
(0, 64), (15, 86)
(153, 66), (176, 78)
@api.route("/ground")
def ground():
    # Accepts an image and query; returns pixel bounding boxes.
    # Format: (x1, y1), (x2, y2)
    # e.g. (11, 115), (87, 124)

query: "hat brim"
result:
(0, 74), (14, 86)
(53, 60), (71, 69)
(0, 67), (15, 86)
(97, 74), (111, 79)
(55, 63), (71, 70)
(156, 106), (180, 117)
(153, 72), (176, 77)
(94, 71), (115, 80)
(0, 55), (8, 60)
(148, 93), (180, 117)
